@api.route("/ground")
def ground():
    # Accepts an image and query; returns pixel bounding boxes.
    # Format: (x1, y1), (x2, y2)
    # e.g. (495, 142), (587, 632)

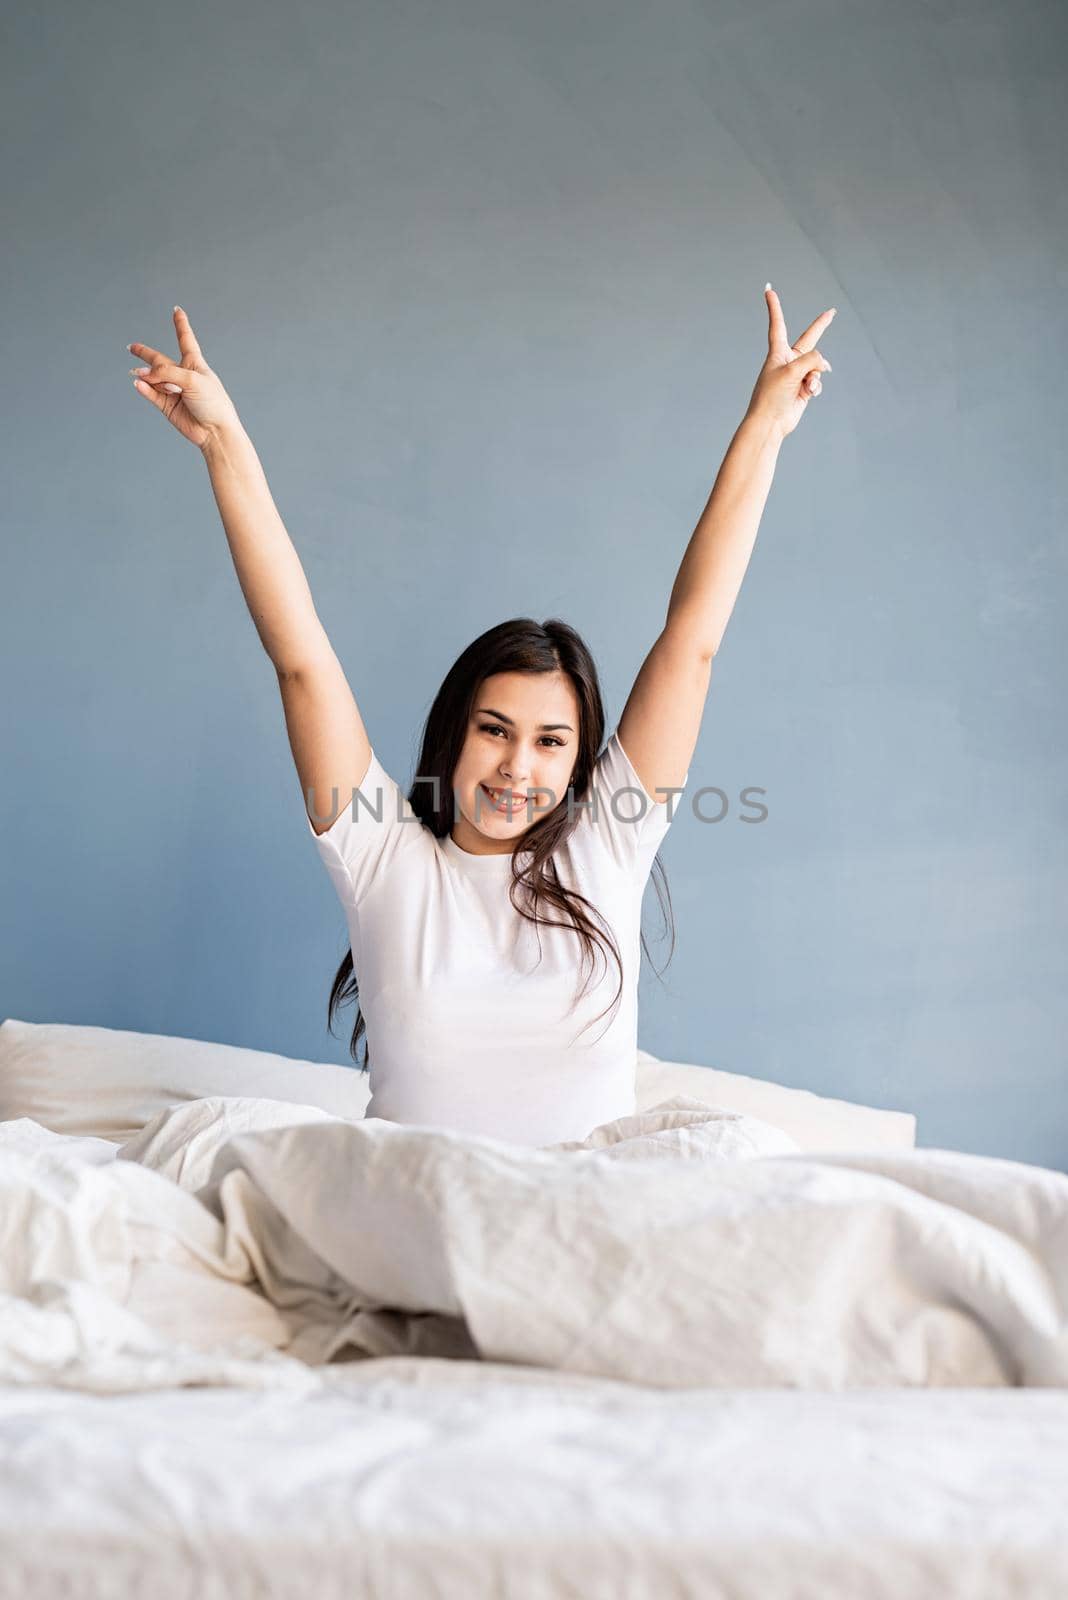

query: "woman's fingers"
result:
(790, 348), (832, 377)
(132, 375), (170, 410)
(173, 306), (204, 364)
(765, 284), (790, 353)
(127, 339), (170, 366)
(127, 306), (205, 381)
(128, 357), (190, 394)
(792, 307), (836, 354)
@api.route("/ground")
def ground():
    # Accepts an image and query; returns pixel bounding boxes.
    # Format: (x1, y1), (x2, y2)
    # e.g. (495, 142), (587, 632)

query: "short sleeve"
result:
(582, 729), (688, 881)
(306, 749), (426, 909)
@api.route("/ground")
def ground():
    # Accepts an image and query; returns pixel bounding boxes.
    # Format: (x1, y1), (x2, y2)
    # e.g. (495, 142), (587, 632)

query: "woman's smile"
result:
(480, 782), (527, 815)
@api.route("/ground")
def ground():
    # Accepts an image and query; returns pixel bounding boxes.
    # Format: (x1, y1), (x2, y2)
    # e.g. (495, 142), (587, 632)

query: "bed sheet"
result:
(2, 1357), (1067, 1600)
(8, 1101), (1066, 1394)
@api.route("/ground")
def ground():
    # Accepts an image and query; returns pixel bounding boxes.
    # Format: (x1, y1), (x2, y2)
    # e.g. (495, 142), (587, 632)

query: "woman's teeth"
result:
(482, 784), (522, 812)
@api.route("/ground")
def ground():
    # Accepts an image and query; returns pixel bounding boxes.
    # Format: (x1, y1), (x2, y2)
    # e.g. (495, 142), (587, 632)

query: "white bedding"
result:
(2, 1097), (1065, 1392)
(2, 1360), (1067, 1599)
(3, 1100), (1068, 1596)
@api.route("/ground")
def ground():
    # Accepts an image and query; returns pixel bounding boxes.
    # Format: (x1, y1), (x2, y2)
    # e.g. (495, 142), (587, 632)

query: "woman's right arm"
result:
(202, 422), (374, 834)
(129, 308), (372, 832)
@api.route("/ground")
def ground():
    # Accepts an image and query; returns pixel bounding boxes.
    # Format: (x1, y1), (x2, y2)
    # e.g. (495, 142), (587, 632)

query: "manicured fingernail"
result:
(131, 366), (150, 376)
(163, 383), (182, 393)
(126, 343), (135, 352)
(764, 281), (772, 291)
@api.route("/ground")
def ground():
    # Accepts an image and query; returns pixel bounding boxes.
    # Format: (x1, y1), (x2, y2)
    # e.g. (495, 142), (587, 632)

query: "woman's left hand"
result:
(746, 286), (836, 440)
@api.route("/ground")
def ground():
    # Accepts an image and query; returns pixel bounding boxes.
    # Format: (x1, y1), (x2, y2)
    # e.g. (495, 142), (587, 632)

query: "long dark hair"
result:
(327, 617), (676, 1070)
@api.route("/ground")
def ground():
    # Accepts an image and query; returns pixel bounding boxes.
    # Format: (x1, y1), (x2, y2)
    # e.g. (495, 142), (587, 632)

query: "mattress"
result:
(3, 1357), (1067, 1599)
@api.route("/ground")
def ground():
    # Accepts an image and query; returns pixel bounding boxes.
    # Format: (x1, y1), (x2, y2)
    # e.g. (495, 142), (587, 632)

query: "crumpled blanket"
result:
(1, 1098), (1065, 1393)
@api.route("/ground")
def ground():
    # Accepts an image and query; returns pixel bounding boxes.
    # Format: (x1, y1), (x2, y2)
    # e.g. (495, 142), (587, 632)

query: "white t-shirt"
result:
(307, 730), (687, 1147)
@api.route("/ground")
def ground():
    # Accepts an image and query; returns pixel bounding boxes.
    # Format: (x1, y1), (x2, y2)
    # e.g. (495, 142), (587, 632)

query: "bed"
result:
(2, 1018), (1065, 1599)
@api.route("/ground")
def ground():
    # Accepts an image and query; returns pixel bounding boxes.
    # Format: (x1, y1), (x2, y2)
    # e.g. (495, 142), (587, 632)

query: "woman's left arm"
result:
(617, 285), (836, 804)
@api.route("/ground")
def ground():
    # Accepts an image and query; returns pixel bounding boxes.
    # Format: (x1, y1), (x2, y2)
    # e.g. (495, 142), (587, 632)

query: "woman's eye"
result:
(479, 724), (563, 748)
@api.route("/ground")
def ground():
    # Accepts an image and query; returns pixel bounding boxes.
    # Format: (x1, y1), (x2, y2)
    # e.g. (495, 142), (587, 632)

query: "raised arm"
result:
(617, 284), (836, 804)
(127, 308), (372, 832)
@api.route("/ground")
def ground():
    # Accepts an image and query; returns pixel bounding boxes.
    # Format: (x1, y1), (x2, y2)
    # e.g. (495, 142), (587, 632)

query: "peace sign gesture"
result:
(127, 307), (241, 450)
(746, 285), (835, 440)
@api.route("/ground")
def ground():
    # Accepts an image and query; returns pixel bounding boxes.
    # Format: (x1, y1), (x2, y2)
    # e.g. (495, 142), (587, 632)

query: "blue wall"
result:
(3, 1), (1065, 1168)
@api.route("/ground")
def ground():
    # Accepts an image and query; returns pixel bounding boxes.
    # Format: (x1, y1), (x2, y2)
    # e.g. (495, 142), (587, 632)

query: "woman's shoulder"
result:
(307, 748), (440, 906)
(568, 728), (685, 881)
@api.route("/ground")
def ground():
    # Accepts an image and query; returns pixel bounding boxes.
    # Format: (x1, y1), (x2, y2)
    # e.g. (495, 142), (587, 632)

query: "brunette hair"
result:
(327, 617), (676, 1069)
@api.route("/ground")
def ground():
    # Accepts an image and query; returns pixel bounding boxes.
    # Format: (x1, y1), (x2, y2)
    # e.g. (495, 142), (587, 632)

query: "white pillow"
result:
(634, 1049), (916, 1153)
(0, 1018), (371, 1143)
(0, 1018), (916, 1155)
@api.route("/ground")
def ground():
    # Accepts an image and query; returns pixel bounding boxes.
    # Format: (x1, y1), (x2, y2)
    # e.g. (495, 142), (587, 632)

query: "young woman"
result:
(127, 287), (834, 1146)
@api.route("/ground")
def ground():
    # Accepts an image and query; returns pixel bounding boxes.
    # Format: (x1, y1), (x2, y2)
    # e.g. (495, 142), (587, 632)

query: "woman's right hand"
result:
(128, 307), (242, 451)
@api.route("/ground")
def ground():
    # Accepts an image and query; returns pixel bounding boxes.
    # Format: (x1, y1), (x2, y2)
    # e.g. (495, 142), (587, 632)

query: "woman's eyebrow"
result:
(476, 706), (574, 732)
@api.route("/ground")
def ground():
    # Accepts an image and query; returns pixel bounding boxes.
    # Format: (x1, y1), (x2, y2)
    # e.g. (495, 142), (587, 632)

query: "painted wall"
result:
(3, 0), (1064, 1167)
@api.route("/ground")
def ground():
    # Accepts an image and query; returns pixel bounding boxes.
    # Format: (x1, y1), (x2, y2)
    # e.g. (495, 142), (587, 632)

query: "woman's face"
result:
(450, 669), (582, 855)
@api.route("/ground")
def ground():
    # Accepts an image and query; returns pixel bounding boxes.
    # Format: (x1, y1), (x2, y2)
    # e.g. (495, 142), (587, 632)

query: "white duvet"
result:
(2, 1096), (1066, 1394)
